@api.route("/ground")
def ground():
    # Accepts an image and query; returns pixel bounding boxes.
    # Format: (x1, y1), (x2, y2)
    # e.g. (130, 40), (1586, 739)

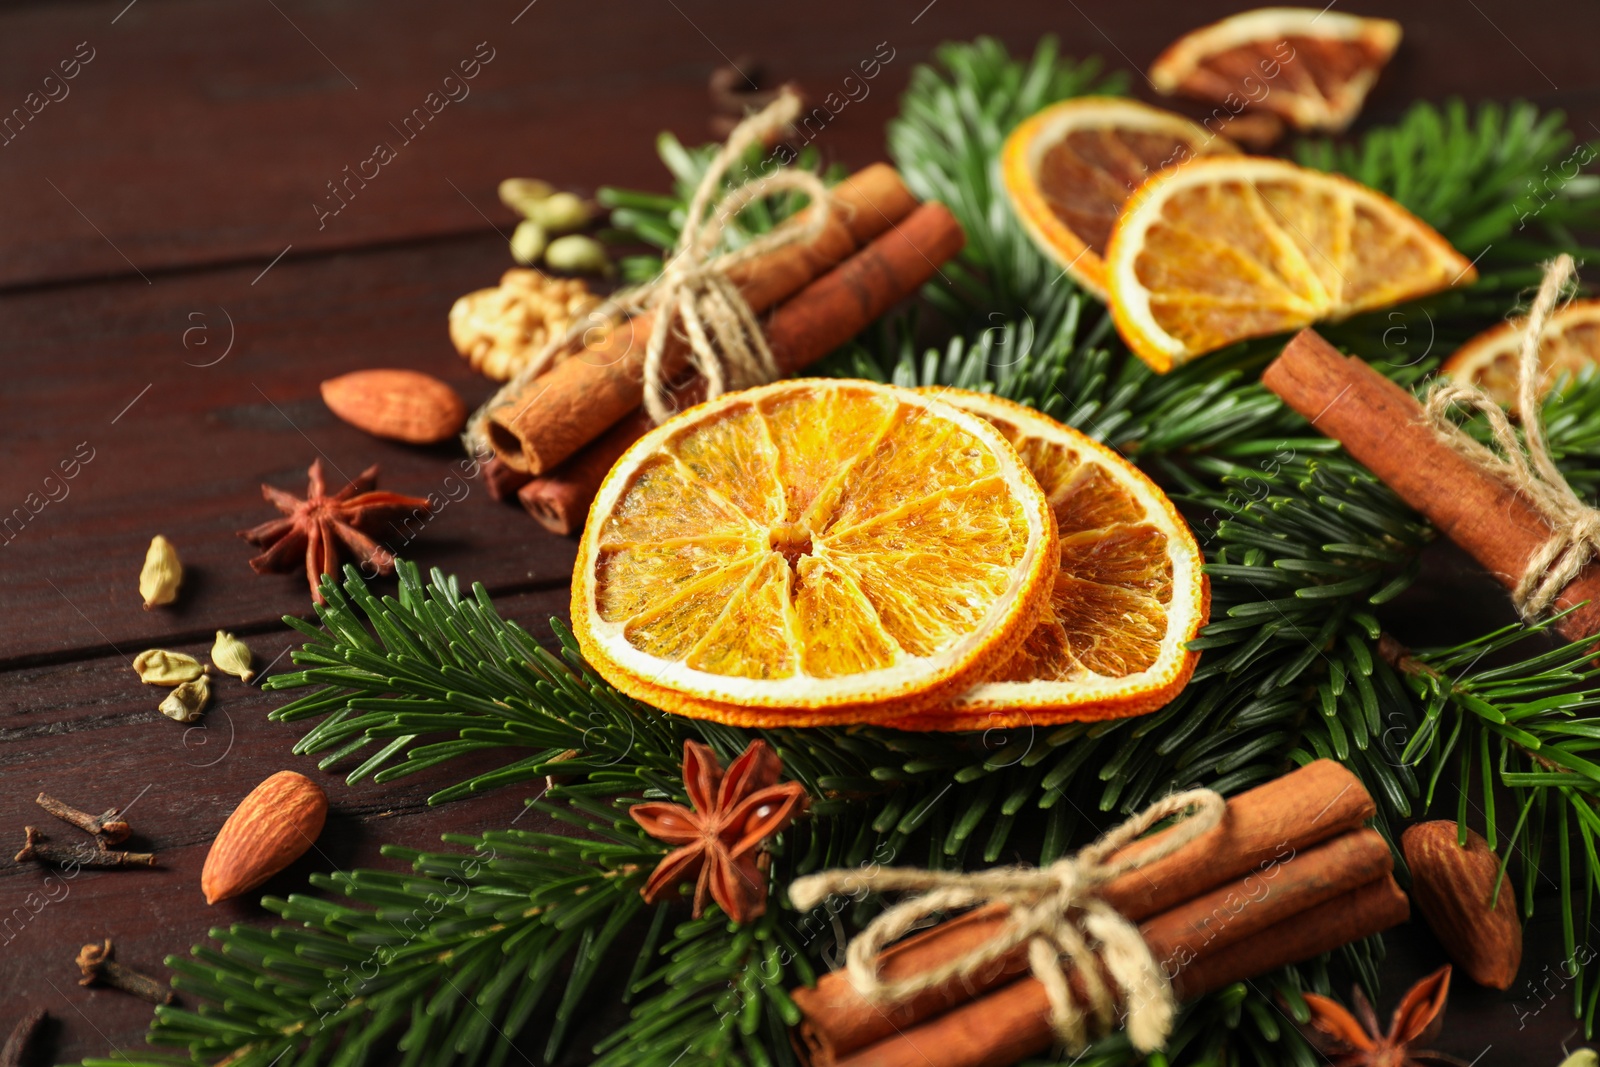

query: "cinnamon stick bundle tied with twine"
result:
(790, 789), (1227, 1053)
(1422, 254), (1590, 620)
(1264, 255), (1600, 641)
(468, 89), (851, 463)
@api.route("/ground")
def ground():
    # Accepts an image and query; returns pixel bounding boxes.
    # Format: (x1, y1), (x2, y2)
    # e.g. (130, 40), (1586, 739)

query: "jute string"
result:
(788, 788), (1226, 1053)
(465, 89), (831, 455)
(1422, 254), (1591, 620)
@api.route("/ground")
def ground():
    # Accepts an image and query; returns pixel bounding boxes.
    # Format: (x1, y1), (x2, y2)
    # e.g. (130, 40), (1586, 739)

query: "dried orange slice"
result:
(1442, 299), (1600, 409)
(1106, 157), (1475, 371)
(1001, 97), (1238, 299)
(883, 390), (1207, 732)
(1149, 8), (1401, 132)
(571, 379), (1059, 727)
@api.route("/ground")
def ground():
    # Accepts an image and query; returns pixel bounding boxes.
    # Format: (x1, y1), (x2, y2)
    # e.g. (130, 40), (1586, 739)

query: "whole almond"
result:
(201, 770), (328, 904)
(320, 369), (467, 444)
(1402, 820), (1522, 989)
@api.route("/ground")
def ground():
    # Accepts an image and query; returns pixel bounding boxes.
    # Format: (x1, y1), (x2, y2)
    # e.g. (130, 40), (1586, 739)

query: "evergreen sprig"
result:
(1389, 614), (1600, 1032)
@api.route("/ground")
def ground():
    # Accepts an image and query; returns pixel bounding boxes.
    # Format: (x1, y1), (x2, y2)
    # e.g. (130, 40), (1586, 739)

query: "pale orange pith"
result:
(1001, 98), (1236, 298)
(1106, 157), (1476, 372)
(885, 390), (1209, 732)
(572, 380), (1058, 727)
(1442, 299), (1600, 409)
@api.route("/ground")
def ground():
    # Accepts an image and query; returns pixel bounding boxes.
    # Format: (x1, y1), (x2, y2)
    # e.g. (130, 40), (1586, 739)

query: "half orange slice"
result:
(1001, 97), (1237, 299)
(571, 380), (1059, 726)
(884, 390), (1208, 732)
(1442, 299), (1600, 409)
(1105, 156), (1476, 371)
(1150, 7), (1401, 132)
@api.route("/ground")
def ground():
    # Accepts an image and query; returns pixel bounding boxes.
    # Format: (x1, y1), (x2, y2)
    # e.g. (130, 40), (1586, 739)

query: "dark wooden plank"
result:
(0, 0), (1595, 288)
(0, 232), (578, 666)
(0, 587), (572, 1065)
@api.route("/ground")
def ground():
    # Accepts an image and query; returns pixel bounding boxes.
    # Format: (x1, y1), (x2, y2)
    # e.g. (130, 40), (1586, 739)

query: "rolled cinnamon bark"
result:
(1263, 328), (1600, 641)
(480, 454), (532, 502)
(792, 760), (1374, 1061)
(519, 410), (652, 534)
(1100, 758), (1374, 921)
(487, 163), (920, 473)
(1168, 873), (1408, 1001)
(827, 873), (1408, 1067)
(514, 200), (967, 535)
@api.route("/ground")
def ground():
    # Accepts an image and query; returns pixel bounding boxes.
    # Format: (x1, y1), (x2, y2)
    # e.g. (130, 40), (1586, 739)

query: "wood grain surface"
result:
(1, 1), (1597, 1063)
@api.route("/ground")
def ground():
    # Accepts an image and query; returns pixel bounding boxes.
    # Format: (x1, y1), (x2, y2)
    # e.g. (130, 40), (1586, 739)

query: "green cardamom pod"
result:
(159, 674), (210, 723)
(211, 630), (256, 683)
(544, 234), (609, 275)
(510, 220), (548, 265)
(524, 191), (593, 235)
(498, 177), (555, 217)
(133, 649), (205, 686)
(139, 534), (183, 609)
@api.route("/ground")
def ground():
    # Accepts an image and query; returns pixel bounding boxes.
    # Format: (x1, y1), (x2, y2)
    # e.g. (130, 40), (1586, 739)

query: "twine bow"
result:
(788, 788), (1226, 1053)
(1422, 254), (1592, 620)
(465, 89), (831, 455)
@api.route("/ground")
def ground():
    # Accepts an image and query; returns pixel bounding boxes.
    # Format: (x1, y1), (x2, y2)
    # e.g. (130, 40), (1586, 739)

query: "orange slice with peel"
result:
(571, 379), (1059, 726)
(883, 390), (1208, 732)
(1105, 156), (1476, 371)
(1001, 97), (1238, 299)
(1150, 7), (1401, 132)
(1442, 299), (1600, 410)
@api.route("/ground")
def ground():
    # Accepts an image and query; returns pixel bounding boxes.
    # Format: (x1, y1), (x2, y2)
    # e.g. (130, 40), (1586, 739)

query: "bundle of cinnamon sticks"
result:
(481, 163), (966, 535)
(789, 760), (1407, 1067)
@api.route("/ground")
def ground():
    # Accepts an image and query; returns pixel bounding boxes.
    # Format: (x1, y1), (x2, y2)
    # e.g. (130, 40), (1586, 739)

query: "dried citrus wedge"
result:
(1106, 157), (1475, 371)
(571, 379), (1059, 726)
(882, 390), (1207, 732)
(1150, 8), (1401, 132)
(1442, 299), (1600, 409)
(1000, 97), (1238, 299)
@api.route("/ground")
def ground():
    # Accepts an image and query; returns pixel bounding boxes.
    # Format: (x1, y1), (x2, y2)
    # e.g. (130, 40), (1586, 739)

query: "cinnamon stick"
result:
(827, 873), (1407, 1067)
(1100, 758), (1374, 921)
(792, 760), (1373, 1060)
(487, 162), (920, 473)
(796, 828), (1389, 1063)
(519, 410), (651, 534)
(1263, 328), (1600, 641)
(480, 454), (532, 502)
(515, 200), (967, 535)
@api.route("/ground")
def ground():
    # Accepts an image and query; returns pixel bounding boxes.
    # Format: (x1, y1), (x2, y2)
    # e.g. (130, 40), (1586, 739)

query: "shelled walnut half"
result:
(448, 269), (602, 382)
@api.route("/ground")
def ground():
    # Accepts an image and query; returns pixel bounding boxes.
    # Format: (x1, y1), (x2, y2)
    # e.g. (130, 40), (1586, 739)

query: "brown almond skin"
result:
(202, 770), (328, 904)
(1402, 820), (1522, 989)
(320, 369), (467, 444)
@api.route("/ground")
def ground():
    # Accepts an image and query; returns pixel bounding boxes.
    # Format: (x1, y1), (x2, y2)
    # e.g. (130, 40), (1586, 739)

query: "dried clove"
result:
(76, 940), (175, 1005)
(14, 827), (154, 869)
(0, 1009), (45, 1067)
(34, 793), (130, 845)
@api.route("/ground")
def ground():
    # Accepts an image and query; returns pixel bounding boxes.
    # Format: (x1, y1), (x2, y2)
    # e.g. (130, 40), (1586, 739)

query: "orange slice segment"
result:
(1150, 7), (1401, 132)
(572, 380), (1059, 726)
(1442, 299), (1600, 410)
(1105, 156), (1475, 371)
(1001, 97), (1238, 299)
(884, 389), (1209, 732)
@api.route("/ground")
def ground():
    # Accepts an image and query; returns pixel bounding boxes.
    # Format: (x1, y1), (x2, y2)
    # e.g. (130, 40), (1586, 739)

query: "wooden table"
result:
(2, 2), (1595, 1063)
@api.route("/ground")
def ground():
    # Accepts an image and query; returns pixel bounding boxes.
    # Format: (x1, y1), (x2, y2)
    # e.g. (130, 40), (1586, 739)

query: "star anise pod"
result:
(238, 459), (430, 603)
(630, 739), (808, 923)
(1296, 965), (1467, 1067)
